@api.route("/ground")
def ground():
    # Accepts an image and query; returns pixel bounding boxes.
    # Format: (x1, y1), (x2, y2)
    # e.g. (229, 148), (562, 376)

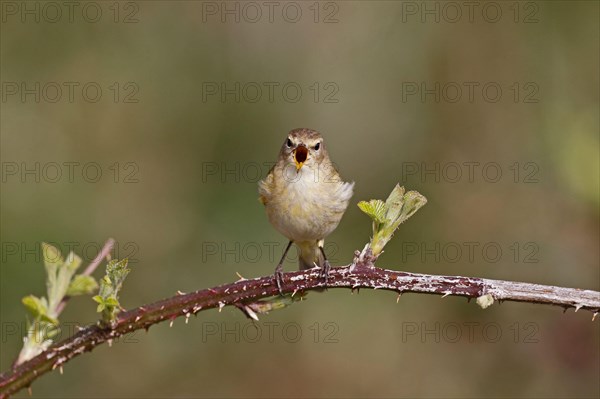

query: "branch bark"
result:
(1, 262), (599, 398)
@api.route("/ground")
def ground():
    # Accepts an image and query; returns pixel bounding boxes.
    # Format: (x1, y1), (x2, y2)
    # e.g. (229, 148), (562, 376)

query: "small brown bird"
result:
(259, 128), (354, 292)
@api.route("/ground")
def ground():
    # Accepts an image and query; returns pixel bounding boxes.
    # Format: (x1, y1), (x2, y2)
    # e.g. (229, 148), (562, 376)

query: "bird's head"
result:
(279, 128), (327, 172)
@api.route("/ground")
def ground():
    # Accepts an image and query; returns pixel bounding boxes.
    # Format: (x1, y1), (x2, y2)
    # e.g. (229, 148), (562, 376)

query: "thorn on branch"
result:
(236, 272), (246, 281)
(234, 303), (260, 321)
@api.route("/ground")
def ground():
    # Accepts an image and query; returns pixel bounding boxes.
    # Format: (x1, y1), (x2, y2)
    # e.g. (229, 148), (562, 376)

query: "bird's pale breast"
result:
(259, 165), (353, 242)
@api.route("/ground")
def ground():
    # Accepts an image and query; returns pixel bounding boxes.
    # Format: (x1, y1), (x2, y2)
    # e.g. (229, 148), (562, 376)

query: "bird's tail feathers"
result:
(297, 241), (325, 271)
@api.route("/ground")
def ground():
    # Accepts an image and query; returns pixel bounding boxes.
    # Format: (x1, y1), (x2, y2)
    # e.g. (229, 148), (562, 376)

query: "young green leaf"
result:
(63, 251), (83, 271)
(246, 293), (306, 314)
(42, 242), (63, 271)
(384, 184), (405, 224)
(67, 274), (99, 296)
(42, 242), (63, 298)
(357, 199), (387, 224)
(47, 251), (83, 313)
(22, 295), (58, 325)
(358, 184), (427, 258)
(16, 243), (103, 366)
(95, 259), (131, 322)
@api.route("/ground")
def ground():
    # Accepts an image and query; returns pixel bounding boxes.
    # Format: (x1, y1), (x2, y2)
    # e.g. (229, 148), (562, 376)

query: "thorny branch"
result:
(1, 257), (599, 398)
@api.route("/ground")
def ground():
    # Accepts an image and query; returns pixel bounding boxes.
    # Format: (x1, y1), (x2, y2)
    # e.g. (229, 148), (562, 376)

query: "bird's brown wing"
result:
(258, 164), (276, 206)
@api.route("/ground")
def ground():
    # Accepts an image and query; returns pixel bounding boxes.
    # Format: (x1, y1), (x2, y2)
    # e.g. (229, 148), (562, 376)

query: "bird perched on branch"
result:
(258, 128), (354, 293)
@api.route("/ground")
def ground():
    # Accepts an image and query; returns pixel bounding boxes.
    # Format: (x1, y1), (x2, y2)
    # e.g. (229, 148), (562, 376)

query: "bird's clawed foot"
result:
(274, 263), (285, 296)
(319, 260), (331, 287)
(273, 241), (293, 296)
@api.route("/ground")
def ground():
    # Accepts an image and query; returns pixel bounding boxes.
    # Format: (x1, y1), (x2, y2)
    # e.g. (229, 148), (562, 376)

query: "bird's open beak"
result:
(294, 145), (309, 171)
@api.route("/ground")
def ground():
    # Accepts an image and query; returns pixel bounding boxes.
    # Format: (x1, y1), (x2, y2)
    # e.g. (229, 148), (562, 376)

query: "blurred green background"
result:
(1, 1), (599, 398)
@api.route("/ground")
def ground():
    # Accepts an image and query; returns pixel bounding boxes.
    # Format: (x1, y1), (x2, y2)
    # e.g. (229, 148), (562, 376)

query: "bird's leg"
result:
(318, 244), (331, 286)
(274, 241), (293, 295)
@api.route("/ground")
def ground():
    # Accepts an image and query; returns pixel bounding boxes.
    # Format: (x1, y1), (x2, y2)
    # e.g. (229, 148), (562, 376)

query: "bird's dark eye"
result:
(314, 142), (321, 151)
(286, 138), (293, 148)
